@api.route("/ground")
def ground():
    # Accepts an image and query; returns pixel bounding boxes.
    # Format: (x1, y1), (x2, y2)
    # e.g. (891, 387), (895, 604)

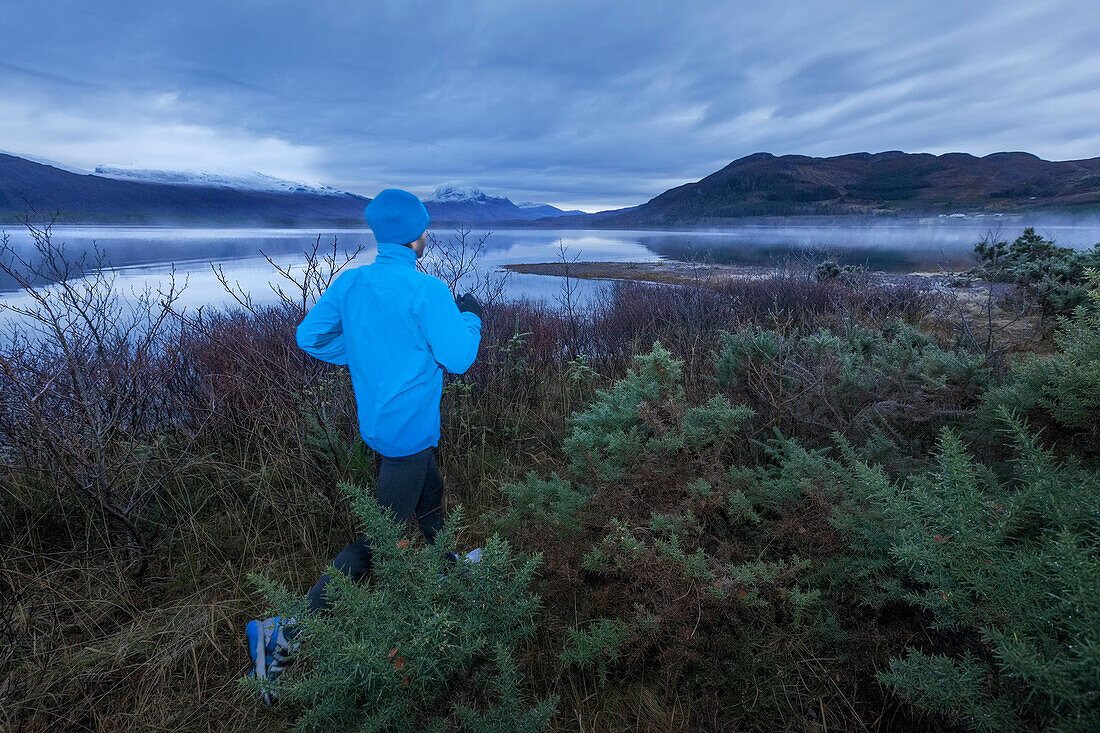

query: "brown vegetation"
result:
(2, 228), (1075, 731)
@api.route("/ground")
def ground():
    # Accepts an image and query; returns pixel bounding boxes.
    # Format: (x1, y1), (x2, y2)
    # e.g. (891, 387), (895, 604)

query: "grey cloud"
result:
(1, 0), (1099, 209)
(0, 61), (104, 89)
(167, 66), (277, 95)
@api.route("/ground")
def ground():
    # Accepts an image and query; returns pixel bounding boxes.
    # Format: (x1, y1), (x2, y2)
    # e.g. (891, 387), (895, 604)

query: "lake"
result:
(2, 221), (1100, 317)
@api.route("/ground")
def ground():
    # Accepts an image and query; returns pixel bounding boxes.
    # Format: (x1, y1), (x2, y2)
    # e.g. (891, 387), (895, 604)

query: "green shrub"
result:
(487, 471), (589, 537)
(649, 510), (713, 582)
(680, 395), (755, 452)
(713, 319), (988, 454)
(454, 645), (559, 733)
(586, 518), (646, 572)
(975, 227), (1100, 321)
(713, 325), (790, 391)
(985, 269), (1100, 438)
(482, 325), (1098, 729)
(563, 341), (685, 482)
(504, 343), (826, 716)
(243, 483), (554, 732)
(834, 417), (1100, 731)
(560, 618), (630, 683)
(876, 651), (1015, 732)
(814, 259), (866, 282)
(728, 432), (843, 513)
(563, 342), (753, 484)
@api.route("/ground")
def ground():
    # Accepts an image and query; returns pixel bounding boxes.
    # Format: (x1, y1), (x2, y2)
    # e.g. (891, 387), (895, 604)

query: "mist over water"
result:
(635, 218), (1100, 271)
(2, 219), (1100, 317)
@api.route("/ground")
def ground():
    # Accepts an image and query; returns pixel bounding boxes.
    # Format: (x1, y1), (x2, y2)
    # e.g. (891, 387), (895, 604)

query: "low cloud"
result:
(0, 93), (327, 183)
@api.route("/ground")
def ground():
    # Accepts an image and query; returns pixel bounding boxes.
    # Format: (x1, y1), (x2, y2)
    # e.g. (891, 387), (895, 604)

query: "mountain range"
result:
(576, 151), (1100, 227)
(3, 150), (1100, 227)
(0, 156), (582, 226)
(424, 184), (584, 222)
(0, 154), (369, 226)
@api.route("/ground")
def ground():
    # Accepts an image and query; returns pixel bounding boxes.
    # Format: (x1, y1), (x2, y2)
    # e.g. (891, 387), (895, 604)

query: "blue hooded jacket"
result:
(295, 242), (482, 457)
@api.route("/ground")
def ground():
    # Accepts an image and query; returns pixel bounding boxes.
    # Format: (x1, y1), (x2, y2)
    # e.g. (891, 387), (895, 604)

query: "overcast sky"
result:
(2, 1), (1099, 210)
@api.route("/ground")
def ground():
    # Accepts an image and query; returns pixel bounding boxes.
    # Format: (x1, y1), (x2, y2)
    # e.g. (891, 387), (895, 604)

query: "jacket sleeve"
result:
(296, 274), (349, 365)
(418, 279), (482, 374)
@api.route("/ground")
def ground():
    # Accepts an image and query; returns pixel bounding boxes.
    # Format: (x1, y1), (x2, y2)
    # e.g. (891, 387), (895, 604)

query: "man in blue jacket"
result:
(246, 189), (483, 698)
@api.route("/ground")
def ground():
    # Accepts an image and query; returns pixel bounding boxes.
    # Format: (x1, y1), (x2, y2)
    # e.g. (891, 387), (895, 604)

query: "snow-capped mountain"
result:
(425, 184), (584, 222)
(0, 152), (590, 225)
(94, 166), (346, 197)
(427, 184), (500, 204)
(0, 153), (371, 225)
(0, 149), (91, 175)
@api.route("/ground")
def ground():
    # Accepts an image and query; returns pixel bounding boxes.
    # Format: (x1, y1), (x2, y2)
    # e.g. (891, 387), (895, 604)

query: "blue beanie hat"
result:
(365, 189), (431, 245)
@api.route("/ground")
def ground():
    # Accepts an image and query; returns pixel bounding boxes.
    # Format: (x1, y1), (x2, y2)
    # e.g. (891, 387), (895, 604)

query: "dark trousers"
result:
(305, 446), (445, 612)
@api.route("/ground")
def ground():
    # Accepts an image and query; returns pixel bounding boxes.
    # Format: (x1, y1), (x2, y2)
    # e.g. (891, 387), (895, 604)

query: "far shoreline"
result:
(5, 211), (1100, 231)
(502, 260), (955, 286)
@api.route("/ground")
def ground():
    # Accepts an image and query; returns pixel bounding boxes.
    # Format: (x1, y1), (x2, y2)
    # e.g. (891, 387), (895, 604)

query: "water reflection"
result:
(2, 223), (1099, 316)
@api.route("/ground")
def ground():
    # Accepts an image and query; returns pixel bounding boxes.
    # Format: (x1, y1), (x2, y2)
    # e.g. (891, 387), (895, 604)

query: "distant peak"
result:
(982, 151), (1043, 162)
(427, 184), (502, 203)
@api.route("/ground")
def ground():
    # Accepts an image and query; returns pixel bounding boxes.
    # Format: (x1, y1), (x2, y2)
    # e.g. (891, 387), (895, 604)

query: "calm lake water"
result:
(2, 222), (1100, 317)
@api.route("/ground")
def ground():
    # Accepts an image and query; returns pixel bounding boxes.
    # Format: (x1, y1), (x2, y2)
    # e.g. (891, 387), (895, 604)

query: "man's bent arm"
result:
(296, 276), (349, 365)
(419, 279), (481, 374)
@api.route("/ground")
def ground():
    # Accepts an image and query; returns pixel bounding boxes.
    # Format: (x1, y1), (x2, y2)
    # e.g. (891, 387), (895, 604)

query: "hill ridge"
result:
(599, 150), (1100, 225)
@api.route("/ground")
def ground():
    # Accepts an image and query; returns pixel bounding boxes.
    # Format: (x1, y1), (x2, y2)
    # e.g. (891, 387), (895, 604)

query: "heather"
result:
(1, 228), (1098, 731)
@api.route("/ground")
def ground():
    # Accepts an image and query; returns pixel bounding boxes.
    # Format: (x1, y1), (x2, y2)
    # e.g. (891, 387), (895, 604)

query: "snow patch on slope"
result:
(0, 150), (91, 175)
(93, 166), (347, 196)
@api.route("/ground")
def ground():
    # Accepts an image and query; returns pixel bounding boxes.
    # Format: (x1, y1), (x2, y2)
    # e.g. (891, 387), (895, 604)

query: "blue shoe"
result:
(440, 548), (484, 583)
(245, 616), (297, 705)
(446, 547), (483, 565)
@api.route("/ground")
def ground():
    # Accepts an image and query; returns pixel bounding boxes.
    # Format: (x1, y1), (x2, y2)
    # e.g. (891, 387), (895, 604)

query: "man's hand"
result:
(456, 292), (483, 319)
